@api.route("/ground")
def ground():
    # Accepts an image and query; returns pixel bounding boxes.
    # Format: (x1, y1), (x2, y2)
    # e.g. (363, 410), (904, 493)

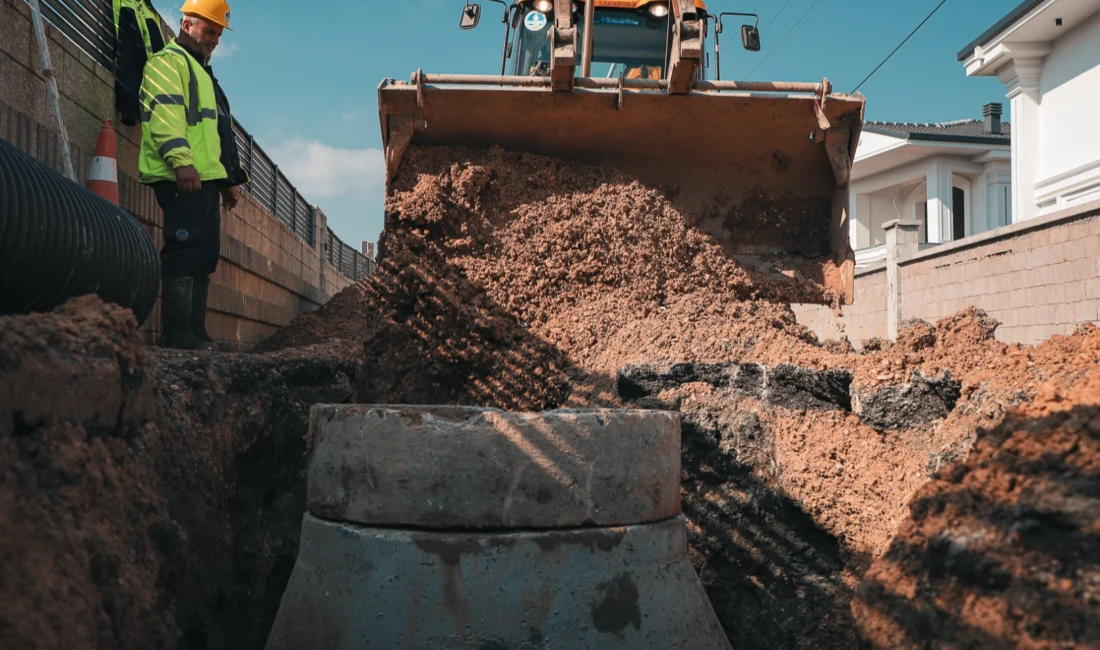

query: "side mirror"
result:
(741, 24), (761, 51)
(460, 3), (481, 30)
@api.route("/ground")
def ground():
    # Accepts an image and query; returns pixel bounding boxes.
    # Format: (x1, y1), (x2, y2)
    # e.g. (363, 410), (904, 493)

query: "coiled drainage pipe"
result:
(0, 136), (159, 325)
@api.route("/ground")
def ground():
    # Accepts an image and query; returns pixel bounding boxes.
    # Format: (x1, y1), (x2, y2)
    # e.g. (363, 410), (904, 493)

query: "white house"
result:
(959, 0), (1100, 222)
(849, 106), (1012, 268)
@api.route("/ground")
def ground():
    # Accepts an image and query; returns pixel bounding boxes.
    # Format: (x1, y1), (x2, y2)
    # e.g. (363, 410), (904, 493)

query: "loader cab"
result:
(460, 1), (761, 81)
(513, 4), (670, 78)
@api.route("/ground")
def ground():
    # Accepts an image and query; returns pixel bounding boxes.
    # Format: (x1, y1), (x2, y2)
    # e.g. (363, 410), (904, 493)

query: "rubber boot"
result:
(160, 275), (215, 350)
(190, 277), (224, 350)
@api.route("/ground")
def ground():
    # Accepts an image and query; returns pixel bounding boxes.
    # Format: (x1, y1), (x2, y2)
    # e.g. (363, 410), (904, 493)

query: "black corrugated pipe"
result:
(0, 136), (160, 325)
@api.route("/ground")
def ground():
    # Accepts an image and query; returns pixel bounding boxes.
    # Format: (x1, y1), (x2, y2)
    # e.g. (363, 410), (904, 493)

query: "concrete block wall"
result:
(1, 0), (356, 347)
(793, 267), (888, 345)
(795, 200), (1100, 347)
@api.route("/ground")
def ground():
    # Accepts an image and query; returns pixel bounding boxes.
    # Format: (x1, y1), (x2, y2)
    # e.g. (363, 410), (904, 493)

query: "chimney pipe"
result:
(983, 102), (1003, 134)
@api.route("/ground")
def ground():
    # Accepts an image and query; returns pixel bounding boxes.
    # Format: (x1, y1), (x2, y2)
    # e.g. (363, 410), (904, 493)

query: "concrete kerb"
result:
(305, 404), (682, 529)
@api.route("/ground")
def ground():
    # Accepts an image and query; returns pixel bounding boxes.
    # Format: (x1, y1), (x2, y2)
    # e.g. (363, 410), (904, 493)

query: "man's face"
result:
(182, 16), (223, 59)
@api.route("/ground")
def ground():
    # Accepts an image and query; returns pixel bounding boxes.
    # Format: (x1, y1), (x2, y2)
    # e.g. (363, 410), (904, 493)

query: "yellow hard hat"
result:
(179, 0), (232, 30)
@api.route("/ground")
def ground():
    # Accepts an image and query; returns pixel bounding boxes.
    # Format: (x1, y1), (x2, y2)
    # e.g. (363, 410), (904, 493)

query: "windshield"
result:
(513, 8), (669, 77)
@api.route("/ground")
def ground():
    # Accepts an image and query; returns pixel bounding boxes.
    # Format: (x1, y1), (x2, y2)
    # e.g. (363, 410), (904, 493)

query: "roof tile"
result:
(863, 119), (1011, 141)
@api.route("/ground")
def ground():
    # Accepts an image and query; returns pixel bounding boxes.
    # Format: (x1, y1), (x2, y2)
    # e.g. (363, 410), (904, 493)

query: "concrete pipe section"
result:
(266, 405), (732, 649)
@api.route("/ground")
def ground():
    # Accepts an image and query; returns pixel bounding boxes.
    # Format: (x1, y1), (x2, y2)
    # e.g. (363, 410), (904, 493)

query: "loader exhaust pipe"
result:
(581, 0), (595, 77)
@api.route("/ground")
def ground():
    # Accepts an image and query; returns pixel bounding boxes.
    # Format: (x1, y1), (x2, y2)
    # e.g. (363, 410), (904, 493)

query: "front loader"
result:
(377, 0), (866, 303)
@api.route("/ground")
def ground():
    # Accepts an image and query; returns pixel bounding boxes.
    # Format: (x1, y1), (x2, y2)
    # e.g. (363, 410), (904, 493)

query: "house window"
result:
(952, 187), (966, 240)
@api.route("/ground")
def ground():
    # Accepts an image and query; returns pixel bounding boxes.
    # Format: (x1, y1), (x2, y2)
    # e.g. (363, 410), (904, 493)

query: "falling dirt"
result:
(5, 145), (1099, 649)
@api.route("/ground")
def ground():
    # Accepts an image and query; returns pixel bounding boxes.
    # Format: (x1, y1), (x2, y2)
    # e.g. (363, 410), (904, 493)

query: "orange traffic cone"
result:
(86, 119), (119, 205)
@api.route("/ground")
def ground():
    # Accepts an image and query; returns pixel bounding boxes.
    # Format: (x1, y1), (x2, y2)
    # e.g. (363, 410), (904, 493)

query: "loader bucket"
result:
(378, 74), (866, 304)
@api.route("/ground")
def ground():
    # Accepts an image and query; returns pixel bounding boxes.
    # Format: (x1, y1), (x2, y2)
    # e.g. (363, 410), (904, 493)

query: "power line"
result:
(744, 0), (822, 79)
(852, 0), (949, 93)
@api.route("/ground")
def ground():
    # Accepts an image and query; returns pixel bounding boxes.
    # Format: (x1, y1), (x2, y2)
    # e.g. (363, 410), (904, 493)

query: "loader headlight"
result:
(648, 3), (669, 17)
(534, 0), (553, 13)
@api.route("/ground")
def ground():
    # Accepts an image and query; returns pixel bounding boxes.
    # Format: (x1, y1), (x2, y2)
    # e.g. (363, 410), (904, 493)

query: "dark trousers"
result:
(154, 182), (221, 278)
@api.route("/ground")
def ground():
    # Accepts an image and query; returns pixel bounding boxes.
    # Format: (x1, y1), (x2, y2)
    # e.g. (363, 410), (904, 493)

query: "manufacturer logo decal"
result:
(524, 11), (547, 32)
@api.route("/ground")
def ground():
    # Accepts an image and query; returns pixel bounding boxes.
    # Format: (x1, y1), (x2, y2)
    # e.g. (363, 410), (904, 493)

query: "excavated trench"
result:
(2, 147), (1098, 649)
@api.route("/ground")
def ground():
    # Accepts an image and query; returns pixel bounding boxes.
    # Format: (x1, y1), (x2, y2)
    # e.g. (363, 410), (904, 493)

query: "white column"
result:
(985, 162), (1013, 230)
(884, 219), (921, 341)
(854, 193), (872, 249)
(925, 159), (953, 243)
(997, 44), (1049, 225)
(972, 171), (989, 234)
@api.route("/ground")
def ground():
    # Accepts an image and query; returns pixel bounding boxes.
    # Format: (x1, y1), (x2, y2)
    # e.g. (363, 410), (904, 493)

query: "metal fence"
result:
(322, 220), (374, 282)
(26, 0), (372, 277)
(231, 123), (316, 244)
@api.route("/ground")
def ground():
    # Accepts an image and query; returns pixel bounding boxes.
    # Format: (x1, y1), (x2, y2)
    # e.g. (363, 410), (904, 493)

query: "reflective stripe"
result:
(150, 94), (186, 109)
(200, 108), (218, 121)
(158, 138), (191, 157)
(140, 110), (151, 123)
(165, 45), (201, 125)
(88, 156), (119, 183)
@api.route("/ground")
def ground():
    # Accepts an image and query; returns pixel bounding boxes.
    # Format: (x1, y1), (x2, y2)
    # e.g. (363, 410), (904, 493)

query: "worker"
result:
(138, 0), (248, 350)
(113, 0), (168, 126)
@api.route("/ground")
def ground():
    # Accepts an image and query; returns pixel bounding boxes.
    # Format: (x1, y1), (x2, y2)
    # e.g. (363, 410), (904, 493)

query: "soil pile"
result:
(260, 146), (842, 407)
(0, 296), (172, 649)
(853, 343), (1100, 649)
(259, 146), (1100, 648)
(0, 297), (359, 650)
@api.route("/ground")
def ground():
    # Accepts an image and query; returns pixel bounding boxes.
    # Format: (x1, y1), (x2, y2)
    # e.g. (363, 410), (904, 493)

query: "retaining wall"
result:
(1, 0), (361, 348)
(795, 201), (1100, 347)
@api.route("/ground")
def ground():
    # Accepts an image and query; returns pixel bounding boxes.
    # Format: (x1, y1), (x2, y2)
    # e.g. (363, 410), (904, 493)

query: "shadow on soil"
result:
(852, 404), (1100, 649)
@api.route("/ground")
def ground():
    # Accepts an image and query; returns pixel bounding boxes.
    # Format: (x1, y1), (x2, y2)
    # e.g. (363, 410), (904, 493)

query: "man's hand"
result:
(174, 165), (201, 192)
(221, 186), (239, 210)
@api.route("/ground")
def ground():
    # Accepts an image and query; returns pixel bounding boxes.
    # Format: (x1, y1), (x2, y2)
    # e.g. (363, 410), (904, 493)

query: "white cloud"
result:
(155, 2), (182, 33)
(341, 109), (369, 123)
(266, 139), (386, 200)
(211, 42), (239, 59)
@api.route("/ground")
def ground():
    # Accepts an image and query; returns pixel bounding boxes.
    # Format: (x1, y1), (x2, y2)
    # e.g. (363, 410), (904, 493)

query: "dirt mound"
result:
(0, 297), (359, 650)
(0, 296), (172, 649)
(257, 146), (1098, 648)
(853, 349), (1100, 649)
(263, 146), (844, 405)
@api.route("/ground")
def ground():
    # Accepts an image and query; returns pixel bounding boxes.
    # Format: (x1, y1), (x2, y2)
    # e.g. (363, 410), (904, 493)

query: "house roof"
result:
(862, 119), (1012, 145)
(957, 0), (1045, 61)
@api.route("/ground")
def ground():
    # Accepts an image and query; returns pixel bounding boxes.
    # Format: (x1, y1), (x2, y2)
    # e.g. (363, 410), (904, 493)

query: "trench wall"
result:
(0, 0), (365, 348)
(794, 201), (1100, 347)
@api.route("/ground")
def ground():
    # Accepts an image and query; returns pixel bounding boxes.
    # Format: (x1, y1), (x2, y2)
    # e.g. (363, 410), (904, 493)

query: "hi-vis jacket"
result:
(138, 42), (229, 184)
(113, 0), (167, 126)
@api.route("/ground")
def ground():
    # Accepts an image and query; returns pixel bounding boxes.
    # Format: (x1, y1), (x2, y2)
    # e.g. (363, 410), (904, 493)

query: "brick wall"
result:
(1, 0), (357, 347)
(795, 201), (1100, 347)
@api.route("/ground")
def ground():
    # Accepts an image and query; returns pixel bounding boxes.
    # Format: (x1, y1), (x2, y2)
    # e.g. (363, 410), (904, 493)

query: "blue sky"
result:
(155, 0), (1021, 250)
